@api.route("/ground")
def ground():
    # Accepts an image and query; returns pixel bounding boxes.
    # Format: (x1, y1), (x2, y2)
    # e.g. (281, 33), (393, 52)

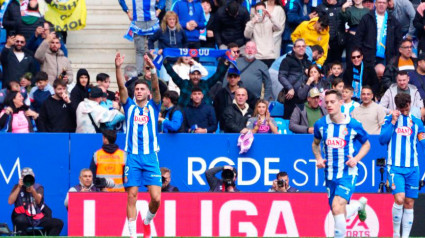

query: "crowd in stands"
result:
(2, 0), (425, 135)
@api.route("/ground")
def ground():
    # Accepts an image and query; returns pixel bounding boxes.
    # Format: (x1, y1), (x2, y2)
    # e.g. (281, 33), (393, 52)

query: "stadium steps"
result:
(67, 0), (135, 91)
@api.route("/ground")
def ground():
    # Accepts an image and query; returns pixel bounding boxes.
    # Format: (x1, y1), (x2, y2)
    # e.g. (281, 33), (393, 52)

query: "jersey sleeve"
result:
(352, 119), (369, 144)
(414, 117), (425, 147)
(149, 99), (161, 112)
(313, 120), (322, 140)
(123, 97), (135, 114)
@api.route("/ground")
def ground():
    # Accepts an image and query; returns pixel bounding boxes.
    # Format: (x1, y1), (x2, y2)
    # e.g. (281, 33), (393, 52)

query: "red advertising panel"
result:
(68, 193), (393, 237)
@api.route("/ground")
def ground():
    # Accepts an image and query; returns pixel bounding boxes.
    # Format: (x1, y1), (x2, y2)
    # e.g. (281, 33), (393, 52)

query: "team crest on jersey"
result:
(408, 119), (413, 128)
(143, 107), (149, 115)
(326, 137), (347, 148)
(342, 128), (348, 135)
(134, 115), (149, 124)
(396, 127), (412, 136)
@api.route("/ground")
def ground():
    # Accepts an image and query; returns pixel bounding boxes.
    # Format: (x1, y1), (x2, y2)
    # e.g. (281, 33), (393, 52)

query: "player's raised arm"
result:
(115, 52), (128, 105)
(144, 55), (160, 105)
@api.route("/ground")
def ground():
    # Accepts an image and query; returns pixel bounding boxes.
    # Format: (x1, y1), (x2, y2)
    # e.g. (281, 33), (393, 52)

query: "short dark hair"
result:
(34, 71), (48, 83)
(318, 14), (329, 28)
(227, 42), (238, 49)
(331, 61), (343, 69)
(191, 86), (203, 93)
(102, 129), (117, 144)
(254, 2), (266, 8)
(310, 45), (324, 55)
(325, 89), (342, 99)
(53, 78), (67, 89)
(399, 39), (413, 47)
(134, 80), (151, 91)
(343, 85), (354, 92)
(394, 93), (411, 109)
(351, 47), (363, 57)
(96, 73), (110, 82)
(331, 77), (344, 88)
(163, 90), (179, 105)
(397, 70), (409, 77)
(361, 85), (373, 93)
(276, 171), (288, 179)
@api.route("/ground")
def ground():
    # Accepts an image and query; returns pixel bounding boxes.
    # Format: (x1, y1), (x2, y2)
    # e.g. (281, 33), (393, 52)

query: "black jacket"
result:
(414, 9), (425, 54)
(343, 63), (379, 95)
(222, 103), (253, 133)
(3, 0), (21, 35)
(213, 5), (250, 47)
(355, 10), (402, 66)
(201, 12), (216, 48)
(278, 51), (311, 91)
(0, 47), (36, 86)
(205, 166), (240, 192)
(70, 69), (91, 111)
(316, 1), (344, 41)
(38, 97), (76, 132)
(183, 102), (217, 133)
(382, 56), (418, 91)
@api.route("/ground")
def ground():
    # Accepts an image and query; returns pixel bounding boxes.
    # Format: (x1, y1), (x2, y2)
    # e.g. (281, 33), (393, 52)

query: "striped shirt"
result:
(379, 114), (425, 167)
(341, 101), (360, 118)
(314, 115), (369, 180)
(123, 98), (160, 155)
(118, 0), (157, 22)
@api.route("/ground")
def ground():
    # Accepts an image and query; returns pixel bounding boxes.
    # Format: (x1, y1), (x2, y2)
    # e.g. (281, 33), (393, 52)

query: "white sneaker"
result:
(358, 197), (368, 222)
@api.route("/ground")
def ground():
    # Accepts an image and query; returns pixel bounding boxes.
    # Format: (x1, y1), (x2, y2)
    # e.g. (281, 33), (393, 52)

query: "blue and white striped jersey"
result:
(341, 101), (360, 117)
(379, 114), (425, 167)
(314, 115), (369, 181)
(119, 0), (157, 22)
(123, 98), (160, 155)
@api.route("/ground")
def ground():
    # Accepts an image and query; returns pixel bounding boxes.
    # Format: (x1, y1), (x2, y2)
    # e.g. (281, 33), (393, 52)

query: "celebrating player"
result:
(115, 52), (161, 238)
(379, 93), (425, 238)
(312, 89), (370, 238)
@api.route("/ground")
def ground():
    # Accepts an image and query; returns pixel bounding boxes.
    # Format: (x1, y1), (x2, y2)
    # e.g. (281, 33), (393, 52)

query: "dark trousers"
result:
(12, 214), (63, 236)
(260, 59), (275, 68)
(324, 39), (344, 67)
(187, 41), (201, 49)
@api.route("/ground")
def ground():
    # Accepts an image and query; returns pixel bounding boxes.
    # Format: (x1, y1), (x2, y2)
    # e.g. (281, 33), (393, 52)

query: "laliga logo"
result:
(324, 201), (379, 237)
(396, 127), (412, 136)
(134, 115), (149, 125)
(326, 137), (347, 149)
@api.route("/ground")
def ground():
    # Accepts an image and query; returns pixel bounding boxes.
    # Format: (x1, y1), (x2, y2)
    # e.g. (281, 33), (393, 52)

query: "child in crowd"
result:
(29, 72), (54, 113)
(341, 85), (359, 117)
(327, 62), (344, 82)
(331, 77), (344, 93)
(20, 72), (33, 93)
(0, 81), (29, 109)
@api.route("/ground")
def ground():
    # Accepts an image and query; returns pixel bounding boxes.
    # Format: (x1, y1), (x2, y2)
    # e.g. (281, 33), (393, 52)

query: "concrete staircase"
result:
(67, 0), (135, 91)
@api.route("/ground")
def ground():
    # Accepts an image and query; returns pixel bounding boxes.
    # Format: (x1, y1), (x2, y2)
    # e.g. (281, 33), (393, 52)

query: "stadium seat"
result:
(274, 118), (292, 134)
(268, 101), (284, 118)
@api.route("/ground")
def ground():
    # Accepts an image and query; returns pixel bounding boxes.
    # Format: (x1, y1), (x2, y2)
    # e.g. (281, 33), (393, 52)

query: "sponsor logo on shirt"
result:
(326, 137), (347, 149)
(396, 127), (412, 136)
(134, 115), (149, 125)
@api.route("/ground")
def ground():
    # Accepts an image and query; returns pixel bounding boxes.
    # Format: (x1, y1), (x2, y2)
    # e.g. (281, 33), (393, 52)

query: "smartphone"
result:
(257, 9), (263, 17)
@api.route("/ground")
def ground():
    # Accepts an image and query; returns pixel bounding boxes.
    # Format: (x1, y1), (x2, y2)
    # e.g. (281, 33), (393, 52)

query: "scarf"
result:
(352, 62), (363, 101)
(376, 12), (388, 58)
(124, 20), (160, 41)
(233, 99), (249, 116)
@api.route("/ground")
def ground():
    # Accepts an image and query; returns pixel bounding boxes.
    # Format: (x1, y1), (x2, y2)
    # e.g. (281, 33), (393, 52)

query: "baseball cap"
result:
(308, 87), (321, 98)
(418, 52), (425, 61)
(21, 167), (35, 177)
(190, 64), (202, 74)
(89, 86), (107, 98)
(362, 0), (373, 3)
(228, 67), (241, 76)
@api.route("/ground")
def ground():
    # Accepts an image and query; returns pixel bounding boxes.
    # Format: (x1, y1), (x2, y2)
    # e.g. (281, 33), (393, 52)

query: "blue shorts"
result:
(326, 175), (357, 208)
(124, 152), (162, 188)
(388, 165), (419, 199)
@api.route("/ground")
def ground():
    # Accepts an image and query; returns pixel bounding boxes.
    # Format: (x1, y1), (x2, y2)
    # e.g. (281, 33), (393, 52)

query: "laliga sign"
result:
(326, 138), (347, 149)
(396, 127), (413, 136)
(324, 201), (379, 237)
(134, 115), (149, 125)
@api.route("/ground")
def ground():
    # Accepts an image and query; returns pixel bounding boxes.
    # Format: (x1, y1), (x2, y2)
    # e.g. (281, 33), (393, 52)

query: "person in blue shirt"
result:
(312, 89), (370, 238)
(115, 52), (161, 238)
(379, 93), (425, 238)
(159, 90), (183, 133)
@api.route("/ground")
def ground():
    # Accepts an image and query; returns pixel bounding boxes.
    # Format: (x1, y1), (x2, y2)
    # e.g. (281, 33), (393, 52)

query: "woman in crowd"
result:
(0, 91), (38, 133)
(298, 65), (330, 101)
(265, 0), (286, 59)
(247, 99), (278, 134)
(70, 68), (91, 111)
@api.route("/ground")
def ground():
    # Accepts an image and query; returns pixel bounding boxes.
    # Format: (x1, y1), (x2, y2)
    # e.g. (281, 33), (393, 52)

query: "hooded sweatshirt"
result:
(291, 17), (330, 66)
(171, 0), (206, 42)
(75, 98), (121, 133)
(71, 68), (90, 111)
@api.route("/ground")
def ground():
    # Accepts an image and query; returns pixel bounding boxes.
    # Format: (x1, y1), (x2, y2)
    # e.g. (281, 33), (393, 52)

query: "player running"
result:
(379, 93), (425, 238)
(115, 52), (161, 238)
(312, 89), (370, 238)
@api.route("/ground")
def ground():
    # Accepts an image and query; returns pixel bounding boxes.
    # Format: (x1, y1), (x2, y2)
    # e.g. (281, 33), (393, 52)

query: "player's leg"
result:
(389, 166), (406, 238)
(401, 167), (419, 238)
(331, 196), (348, 238)
(124, 154), (143, 238)
(126, 186), (139, 238)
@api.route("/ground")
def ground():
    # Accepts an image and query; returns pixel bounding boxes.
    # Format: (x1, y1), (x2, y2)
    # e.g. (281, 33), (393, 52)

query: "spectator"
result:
(343, 47), (379, 101)
(246, 99), (278, 134)
(0, 81), (29, 108)
(27, 22), (68, 57)
(163, 58), (229, 107)
(331, 77), (344, 93)
(355, 0), (402, 67)
(0, 91), (38, 133)
(75, 86), (123, 133)
(148, 11), (188, 53)
(213, 67), (257, 129)
(171, 0), (206, 49)
(96, 73), (115, 101)
(278, 39), (312, 119)
(268, 171), (299, 192)
(214, 1), (250, 49)
(8, 167), (63, 235)
(327, 61), (344, 82)
(244, 2), (283, 67)
(317, 0), (344, 66)
(230, 41), (273, 100)
(205, 165), (239, 192)
(414, 2), (425, 54)
(341, 85), (360, 116)
(351, 86), (387, 134)
(2, 0), (21, 36)
(20, 72), (32, 93)
(161, 167), (179, 192)
(200, 0), (216, 48)
(70, 68), (91, 111)
(168, 57), (208, 94)
(64, 169), (101, 209)
(380, 71), (423, 111)
(291, 15), (330, 66)
(123, 64), (139, 99)
(38, 79), (76, 132)
(289, 87), (327, 134)
(28, 71), (54, 113)
(98, 86), (125, 131)
(298, 65), (329, 101)
(1, 34), (36, 88)
(19, 0), (44, 42)
(265, 0), (286, 59)
(310, 45), (325, 65)
(89, 130), (126, 192)
(362, 0), (374, 10)
(183, 87), (217, 133)
(409, 53), (425, 99)
(159, 90), (184, 133)
(382, 39), (417, 91)
(34, 33), (73, 85)
(222, 87), (253, 133)
(388, 0), (416, 39)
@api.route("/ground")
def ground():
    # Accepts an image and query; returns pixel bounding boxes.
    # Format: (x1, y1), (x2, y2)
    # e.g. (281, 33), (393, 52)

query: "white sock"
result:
(392, 203), (403, 237)
(401, 209), (414, 238)
(128, 218), (137, 238)
(333, 214), (346, 238)
(144, 210), (156, 225)
(346, 200), (361, 219)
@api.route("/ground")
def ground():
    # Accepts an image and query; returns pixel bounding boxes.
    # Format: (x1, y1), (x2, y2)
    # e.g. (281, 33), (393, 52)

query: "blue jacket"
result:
(183, 102), (217, 133)
(171, 0), (206, 42)
(148, 27), (188, 49)
(283, 0), (311, 40)
(162, 106), (184, 133)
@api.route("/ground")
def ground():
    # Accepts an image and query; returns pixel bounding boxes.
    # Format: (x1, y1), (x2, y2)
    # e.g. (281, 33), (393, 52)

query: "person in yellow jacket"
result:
(291, 15), (330, 67)
(89, 129), (126, 192)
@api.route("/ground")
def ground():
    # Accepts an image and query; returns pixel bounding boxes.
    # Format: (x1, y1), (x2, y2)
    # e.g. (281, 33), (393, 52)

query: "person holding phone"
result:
(246, 99), (278, 134)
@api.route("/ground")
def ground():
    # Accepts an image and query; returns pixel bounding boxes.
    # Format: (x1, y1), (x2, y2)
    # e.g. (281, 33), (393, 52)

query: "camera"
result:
(376, 158), (386, 167)
(94, 177), (115, 189)
(221, 169), (235, 188)
(23, 174), (35, 187)
(277, 179), (285, 188)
